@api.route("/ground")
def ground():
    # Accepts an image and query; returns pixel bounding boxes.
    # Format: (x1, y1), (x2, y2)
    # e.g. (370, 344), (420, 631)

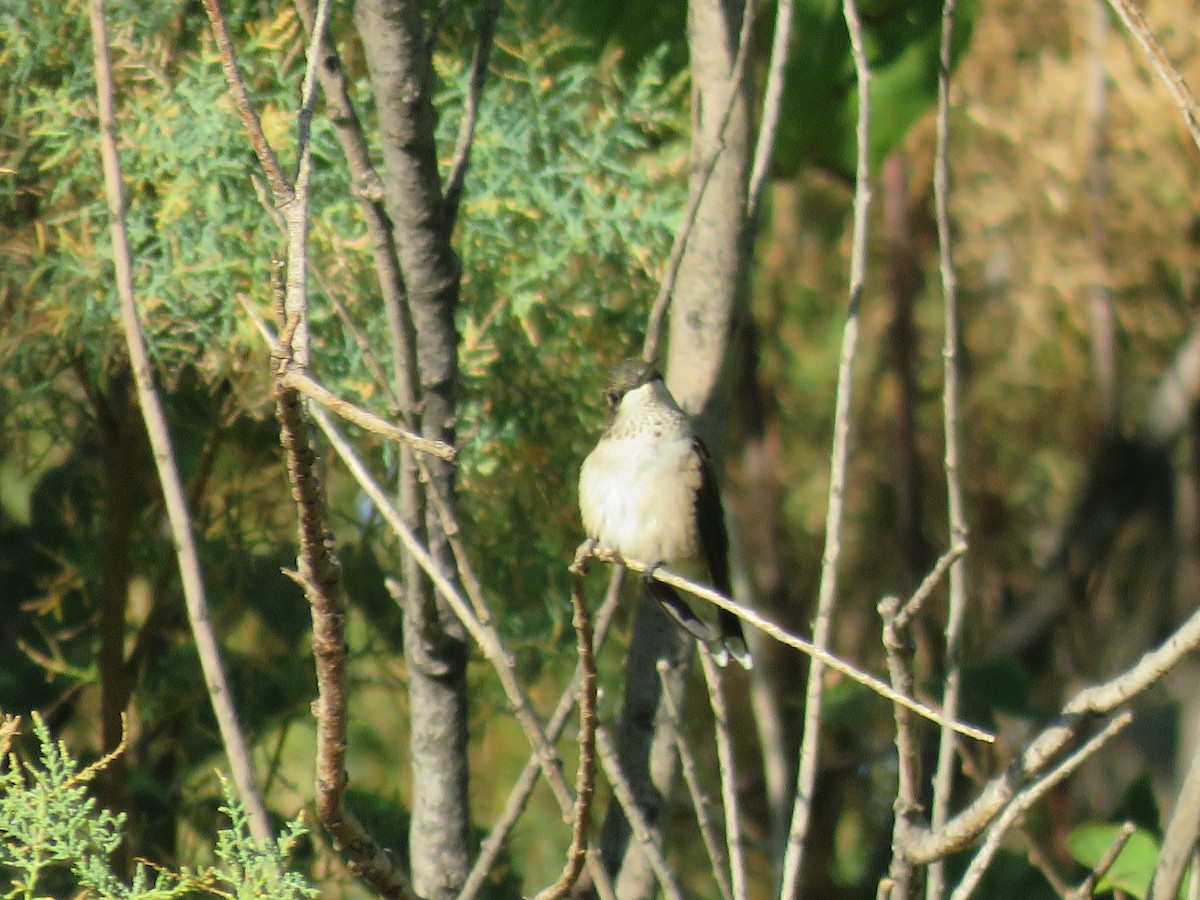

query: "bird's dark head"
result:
(603, 358), (662, 412)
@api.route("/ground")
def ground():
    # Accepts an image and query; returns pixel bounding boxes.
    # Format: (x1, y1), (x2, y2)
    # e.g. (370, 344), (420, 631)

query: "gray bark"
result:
(597, 0), (753, 894)
(355, 2), (470, 896)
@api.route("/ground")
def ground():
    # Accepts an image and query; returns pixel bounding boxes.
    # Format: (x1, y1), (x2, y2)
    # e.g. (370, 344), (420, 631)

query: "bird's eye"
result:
(605, 390), (621, 408)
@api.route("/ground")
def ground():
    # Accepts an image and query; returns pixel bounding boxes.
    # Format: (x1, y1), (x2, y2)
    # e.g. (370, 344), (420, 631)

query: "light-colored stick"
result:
(88, 0), (270, 842)
(700, 653), (747, 900)
(1104, 0), (1200, 154)
(658, 661), (735, 900)
(779, 0), (874, 892)
(950, 713), (1132, 900)
(927, 0), (968, 895)
(595, 726), (686, 900)
(602, 553), (993, 743)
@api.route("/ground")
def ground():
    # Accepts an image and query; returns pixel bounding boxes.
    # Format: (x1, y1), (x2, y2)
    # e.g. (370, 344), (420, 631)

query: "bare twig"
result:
(290, 0), (418, 419)
(199, 0), (291, 201)
(458, 571), (623, 900)
(312, 406), (618, 895)
(443, 0), (501, 227)
(1105, 0), (1200, 154)
(780, 0), (872, 888)
(280, 367), (456, 460)
(1073, 821), (1135, 900)
(907, 599), (1200, 862)
(642, 0), (755, 362)
(533, 545), (599, 900)
(950, 713), (1133, 900)
(927, 0), (968, 895)
(1021, 831), (1073, 898)
(87, 0), (271, 843)
(595, 726), (686, 900)
(895, 543), (968, 631)
(700, 652), (747, 900)
(601, 552), (993, 742)
(659, 661), (734, 900)
(746, 0), (796, 222)
(879, 596), (921, 900)
(1150, 721), (1200, 899)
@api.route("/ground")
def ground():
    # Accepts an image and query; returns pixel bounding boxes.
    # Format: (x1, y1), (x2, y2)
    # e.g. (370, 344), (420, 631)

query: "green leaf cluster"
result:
(0, 714), (316, 899)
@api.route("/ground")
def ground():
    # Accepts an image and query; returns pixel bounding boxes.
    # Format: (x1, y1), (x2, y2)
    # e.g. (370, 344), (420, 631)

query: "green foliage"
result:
(1066, 824), (1164, 899)
(0, 714), (316, 899)
(775, 0), (977, 177)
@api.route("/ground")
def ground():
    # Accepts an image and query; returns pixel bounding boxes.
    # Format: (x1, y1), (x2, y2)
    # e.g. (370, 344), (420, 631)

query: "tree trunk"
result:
(355, 2), (471, 896)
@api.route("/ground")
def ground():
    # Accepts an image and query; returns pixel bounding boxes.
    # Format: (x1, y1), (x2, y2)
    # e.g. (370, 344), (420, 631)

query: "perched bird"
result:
(578, 357), (751, 668)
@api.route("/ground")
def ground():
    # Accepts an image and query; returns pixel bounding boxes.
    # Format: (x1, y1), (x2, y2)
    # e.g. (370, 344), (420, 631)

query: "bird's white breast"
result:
(579, 419), (700, 565)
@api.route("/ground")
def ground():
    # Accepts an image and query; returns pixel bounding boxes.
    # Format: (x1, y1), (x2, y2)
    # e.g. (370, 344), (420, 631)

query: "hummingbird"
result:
(578, 357), (752, 669)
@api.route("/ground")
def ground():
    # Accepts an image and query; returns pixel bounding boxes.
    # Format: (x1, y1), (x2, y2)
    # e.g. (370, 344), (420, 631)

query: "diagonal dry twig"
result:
(1105, 0), (1200, 154)
(659, 661), (735, 900)
(88, 0), (271, 843)
(601, 552), (993, 743)
(746, 0), (796, 222)
(642, 0), (755, 362)
(950, 713), (1132, 900)
(280, 368), (455, 460)
(443, 0), (502, 227)
(1074, 821), (1135, 900)
(595, 725), (686, 900)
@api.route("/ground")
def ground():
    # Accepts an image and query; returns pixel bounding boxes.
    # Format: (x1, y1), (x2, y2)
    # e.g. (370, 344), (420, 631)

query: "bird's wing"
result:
(694, 436), (752, 669)
(692, 436), (731, 597)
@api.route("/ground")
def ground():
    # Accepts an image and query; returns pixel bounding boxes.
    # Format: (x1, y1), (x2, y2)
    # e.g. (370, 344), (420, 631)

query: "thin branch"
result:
(906, 598), (1200, 862)
(879, 595), (921, 900)
(927, 0), (968, 895)
(746, 0), (796, 222)
(780, 4), (871, 888)
(659, 661), (735, 900)
(271, 279), (411, 897)
(895, 543), (967, 631)
(280, 367), (456, 460)
(601, 552), (993, 742)
(1150, 717), (1200, 899)
(949, 713), (1133, 900)
(533, 544), (599, 900)
(443, 0), (501, 227)
(1105, 0), (1200, 154)
(1073, 821), (1135, 900)
(642, 0), (755, 362)
(458, 571), (624, 900)
(199, 0), (291, 201)
(700, 652), (748, 900)
(311, 406), (619, 895)
(87, 0), (271, 843)
(595, 726), (686, 900)
(290, 0), (418, 419)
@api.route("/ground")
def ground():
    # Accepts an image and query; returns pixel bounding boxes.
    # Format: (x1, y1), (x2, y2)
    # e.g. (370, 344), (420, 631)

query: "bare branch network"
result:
(70, 0), (1200, 895)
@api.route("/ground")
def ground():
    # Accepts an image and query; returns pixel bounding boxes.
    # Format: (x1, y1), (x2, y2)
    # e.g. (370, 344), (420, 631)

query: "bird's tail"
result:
(718, 608), (753, 670)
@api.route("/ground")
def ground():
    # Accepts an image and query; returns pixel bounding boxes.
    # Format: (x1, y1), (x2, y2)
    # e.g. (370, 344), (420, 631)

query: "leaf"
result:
(1066, 824), (1160, 898)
